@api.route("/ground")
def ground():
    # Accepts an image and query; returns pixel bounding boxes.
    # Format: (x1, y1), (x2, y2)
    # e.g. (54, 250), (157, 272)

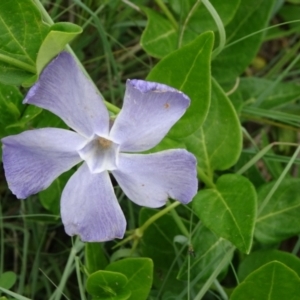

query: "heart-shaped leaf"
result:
(231, 261), (300, 300)
(86, 270), (131, 300)
(106, 258), (153, 300)
(193, 174), (257, 253)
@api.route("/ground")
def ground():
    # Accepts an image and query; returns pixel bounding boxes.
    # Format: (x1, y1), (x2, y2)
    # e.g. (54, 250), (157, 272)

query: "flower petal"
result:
(2, 128), (85, 199)
(110, 79), (190, 152)
(61, 163), (126, 242)
(24, 52), (110, 138)
(112, 150), (198, 207)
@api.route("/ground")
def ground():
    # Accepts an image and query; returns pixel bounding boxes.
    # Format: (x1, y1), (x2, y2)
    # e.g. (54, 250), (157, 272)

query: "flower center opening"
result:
(98, 137), (112, 149)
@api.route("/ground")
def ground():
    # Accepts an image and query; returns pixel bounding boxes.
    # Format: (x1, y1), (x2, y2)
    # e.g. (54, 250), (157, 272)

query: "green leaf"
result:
(85, 243), (109, 274)
(212, 0), (275, 85)
(0, 272), (17, 289)
(139, 208), (185, 293)
(178, 225), (232, 281)
(36, 22), (82, 75)
(140, 8), (177, 58)
(238, 250), (300, 282)
(147, 32), (214, 138)
(86, 270), (131, 300)
(182, 79), (242, 176)
(231, 261), (300, 300)
(106, 258), (153, 300)
(193, 174), (257, 253)
(255, 178), (300, 244)
(232, 77), (300, 109)
(0, 0), (49, 85)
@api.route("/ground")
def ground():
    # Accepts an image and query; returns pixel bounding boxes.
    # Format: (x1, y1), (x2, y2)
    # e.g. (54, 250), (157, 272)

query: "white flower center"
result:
(78, 136), (120, 174)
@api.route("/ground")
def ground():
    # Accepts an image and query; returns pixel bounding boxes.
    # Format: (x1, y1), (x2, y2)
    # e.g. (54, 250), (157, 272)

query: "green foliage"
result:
(193, 174), (257, 253)
(86, 270), (131, 300)
(255, 178), (300, 244)
(231, 261), (300, 300)
(106, 258), (153, 300)
(178, 225), (232, 281)
(212, 0), (275, 85)
(85, 243), (109, 274)
(238, 249), (300, 281)
(0, 272), (17, 290)
(0, 0), (81, 86)
(182, 78), (242, 176)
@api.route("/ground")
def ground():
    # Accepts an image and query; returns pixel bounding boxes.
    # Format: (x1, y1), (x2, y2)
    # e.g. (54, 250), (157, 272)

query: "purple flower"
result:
(1, 52), (198, 242)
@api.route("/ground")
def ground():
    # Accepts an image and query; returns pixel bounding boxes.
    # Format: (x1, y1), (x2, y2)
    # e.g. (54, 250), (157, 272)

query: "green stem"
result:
(194, 247), (235, 300)
(178, 0), (201, 48)
(51, 238), (84, 300)
(33, 0), (120, 115)
(168, 201), (190, 237)
(258, 145), (300, 215)
(202, 0), (226, 59)
(197, 166), (215, 188)
(138, 201), (181, 233)
(154, 0), (178, 29)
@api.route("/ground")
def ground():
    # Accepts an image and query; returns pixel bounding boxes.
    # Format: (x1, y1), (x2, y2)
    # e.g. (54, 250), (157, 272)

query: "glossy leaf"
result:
(231, 261), (300, 300)
(86, 270), (131, 300)
(255, 178), (300, 244)
(106, 258), (153, 300)
(147, 32), (214, 138)
(140, 8), (177, 58)
(212, 0), (275, 85)
(0, 0), (49, 85)
(0, 272), (17, 289)
(193, 174), (257, 253)
(36, 22), (82, 74)
(238, 249), (300, 282)
(182, 79), (242, 176)
(178, 225), (232, 281)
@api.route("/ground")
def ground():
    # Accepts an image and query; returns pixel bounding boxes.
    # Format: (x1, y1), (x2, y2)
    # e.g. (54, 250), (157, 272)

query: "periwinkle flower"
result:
(1, 52), (197, 242)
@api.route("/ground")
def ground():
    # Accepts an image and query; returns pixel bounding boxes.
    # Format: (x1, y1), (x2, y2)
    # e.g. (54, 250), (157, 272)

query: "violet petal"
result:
(2, 128), (85, 199)
(24, 52), (109, 138)
(112, 150), (198, 207)
(61, 163), (126, 242)
(110, 79), (190, 152)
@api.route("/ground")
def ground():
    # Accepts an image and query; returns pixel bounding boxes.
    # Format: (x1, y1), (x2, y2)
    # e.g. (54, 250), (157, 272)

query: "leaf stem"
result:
(154, 0), (178, 29)
(168, 201), (190, 237)
(138, 201), (181, 233)
(0, 54), (36, 74)
(197, 166), (215, 188)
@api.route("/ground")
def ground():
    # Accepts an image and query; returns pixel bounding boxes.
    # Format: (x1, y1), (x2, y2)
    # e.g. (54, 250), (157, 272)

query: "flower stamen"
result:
(98, 137), (112, 148)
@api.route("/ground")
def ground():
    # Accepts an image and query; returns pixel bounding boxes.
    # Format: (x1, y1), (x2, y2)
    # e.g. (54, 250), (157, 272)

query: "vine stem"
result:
(202, 0), (226, 59)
